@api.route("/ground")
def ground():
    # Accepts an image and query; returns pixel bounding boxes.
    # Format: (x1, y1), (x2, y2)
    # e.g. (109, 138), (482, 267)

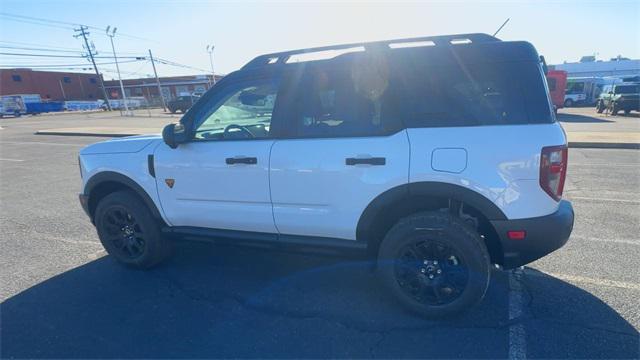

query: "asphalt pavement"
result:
(1, 113), (638, 358)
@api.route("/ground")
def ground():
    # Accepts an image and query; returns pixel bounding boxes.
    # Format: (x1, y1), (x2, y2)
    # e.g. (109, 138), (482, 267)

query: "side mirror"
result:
(162, 123), (188, 149)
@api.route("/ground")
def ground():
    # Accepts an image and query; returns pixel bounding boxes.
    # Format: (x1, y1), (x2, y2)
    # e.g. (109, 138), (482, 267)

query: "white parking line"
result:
(0, 141), (85, 147)
(528, 271), (640, 290)
(570, 163), (640, 167)
(508, 269), (527, 360)
(568, 196), (640, 205)
(571, 234), (639, 246)
(0, 158), (24, 162)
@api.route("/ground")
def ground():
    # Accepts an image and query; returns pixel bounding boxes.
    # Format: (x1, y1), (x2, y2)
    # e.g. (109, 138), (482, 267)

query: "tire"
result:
(169, 107), (177, 114)
(564, 99), (573, 108)
(95, 190), (172, 268)
(596, 101), (605, 114)
(612, 104), (620, 115)
(377, 211), (490, 318)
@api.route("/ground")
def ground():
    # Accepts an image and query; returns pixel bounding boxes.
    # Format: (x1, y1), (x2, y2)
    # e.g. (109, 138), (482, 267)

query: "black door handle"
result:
(345, 157), (386, 166)
(226, 157), (257, 165)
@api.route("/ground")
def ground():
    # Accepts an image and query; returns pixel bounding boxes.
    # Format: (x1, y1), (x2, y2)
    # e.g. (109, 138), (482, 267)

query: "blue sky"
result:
(1, 0), (638, 79)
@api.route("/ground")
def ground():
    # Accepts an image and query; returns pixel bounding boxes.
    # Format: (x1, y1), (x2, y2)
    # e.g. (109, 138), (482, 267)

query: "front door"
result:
(154, 77), (281, 233)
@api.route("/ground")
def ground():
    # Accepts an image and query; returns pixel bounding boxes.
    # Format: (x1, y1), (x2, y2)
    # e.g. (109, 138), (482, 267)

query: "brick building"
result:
(0, 69), (104, 101)
(103, 74), (222, 103)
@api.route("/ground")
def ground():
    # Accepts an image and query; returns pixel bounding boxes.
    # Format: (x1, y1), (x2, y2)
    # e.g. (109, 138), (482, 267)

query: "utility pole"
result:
(206, 44), (216, 87)
(106, 26), (131, 116)
(148, 49), (167, 111)
(74, 25), (111, 111)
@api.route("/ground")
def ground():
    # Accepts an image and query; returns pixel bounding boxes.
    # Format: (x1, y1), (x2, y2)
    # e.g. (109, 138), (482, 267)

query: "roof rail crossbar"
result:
(242, 33), (498, 69)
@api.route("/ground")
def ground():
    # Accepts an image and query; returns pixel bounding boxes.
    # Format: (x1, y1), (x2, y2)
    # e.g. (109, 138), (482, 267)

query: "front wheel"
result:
(564, 99), (573, 108)
(95, 190), (172, 268)
(377, 211), (490, 318)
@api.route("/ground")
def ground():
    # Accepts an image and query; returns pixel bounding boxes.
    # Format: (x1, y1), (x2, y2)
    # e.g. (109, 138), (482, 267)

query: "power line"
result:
(0, 12), (157, 42)
(0, 40), (81, 51)
(0, 16), (73, 31)
(0, 59), (142, 68)
(0, 45), (86, 54)
(0, 52), (145, 59)
(154, 57), (210, 73)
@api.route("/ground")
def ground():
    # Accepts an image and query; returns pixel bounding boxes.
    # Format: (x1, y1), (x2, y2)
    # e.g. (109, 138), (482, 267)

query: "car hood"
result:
(80, 134), (162, 155)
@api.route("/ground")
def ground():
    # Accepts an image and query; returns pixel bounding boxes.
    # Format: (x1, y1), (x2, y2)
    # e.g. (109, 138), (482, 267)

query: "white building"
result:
(552, 58), (640, 78)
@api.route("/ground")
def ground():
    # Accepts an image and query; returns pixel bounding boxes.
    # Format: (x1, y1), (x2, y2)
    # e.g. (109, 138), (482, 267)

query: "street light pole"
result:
(106, 26), (131, 116)
(206, 44), (216, 87)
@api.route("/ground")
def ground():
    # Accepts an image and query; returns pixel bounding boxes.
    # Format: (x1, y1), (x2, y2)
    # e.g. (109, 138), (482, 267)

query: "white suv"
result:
(79, 33), (574, 317)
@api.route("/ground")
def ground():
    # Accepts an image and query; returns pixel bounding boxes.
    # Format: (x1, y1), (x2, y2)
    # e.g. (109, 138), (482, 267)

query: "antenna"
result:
(493, 18), (510, 37)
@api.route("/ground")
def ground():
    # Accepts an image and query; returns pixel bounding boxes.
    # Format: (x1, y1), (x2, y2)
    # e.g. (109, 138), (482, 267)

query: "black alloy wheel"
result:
(394, 238), (469, 306)
(101, 206), (146, 260)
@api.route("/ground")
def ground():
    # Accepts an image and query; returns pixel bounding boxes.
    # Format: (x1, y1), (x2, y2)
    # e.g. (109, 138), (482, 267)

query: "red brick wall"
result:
(0, 69), (104, 101)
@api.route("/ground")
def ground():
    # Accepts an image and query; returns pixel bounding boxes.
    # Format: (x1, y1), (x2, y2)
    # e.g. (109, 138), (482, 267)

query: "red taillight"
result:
(540, 145), (568, 201)
(507, 230), (526, 240)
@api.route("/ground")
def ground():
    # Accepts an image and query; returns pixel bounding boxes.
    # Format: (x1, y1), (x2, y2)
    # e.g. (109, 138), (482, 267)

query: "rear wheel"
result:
(596, 101), (605, 113)
(564, 98), (573, 108)
(95, 190), (172, 268)
(612, 104), (620, 115)
(377, 211), (490, 318)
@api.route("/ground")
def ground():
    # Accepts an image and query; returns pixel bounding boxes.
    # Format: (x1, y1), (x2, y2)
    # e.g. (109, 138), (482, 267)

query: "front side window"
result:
(194, 81), (278, 140)
(566, 82), (584, 94)
(615, 85), (639, 94)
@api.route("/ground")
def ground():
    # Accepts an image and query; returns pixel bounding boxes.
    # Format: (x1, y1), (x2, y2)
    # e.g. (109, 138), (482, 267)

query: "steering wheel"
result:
(223, 124), (255, 139)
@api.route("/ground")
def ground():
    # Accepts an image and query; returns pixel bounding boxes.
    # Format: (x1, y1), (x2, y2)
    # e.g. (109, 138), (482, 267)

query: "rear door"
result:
(269, 61), (410, 240)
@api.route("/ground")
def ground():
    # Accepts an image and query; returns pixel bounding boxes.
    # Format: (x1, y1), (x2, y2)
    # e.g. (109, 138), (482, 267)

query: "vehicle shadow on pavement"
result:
(2, 241), (637, 359)
(557, 113), (615, 123)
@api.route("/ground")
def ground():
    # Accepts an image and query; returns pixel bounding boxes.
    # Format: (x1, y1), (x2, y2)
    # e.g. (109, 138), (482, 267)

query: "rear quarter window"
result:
(390, 59), (554, 127)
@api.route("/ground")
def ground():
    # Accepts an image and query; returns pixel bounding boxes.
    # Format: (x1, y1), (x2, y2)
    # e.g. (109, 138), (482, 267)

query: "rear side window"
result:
(393, 61), (553, 127)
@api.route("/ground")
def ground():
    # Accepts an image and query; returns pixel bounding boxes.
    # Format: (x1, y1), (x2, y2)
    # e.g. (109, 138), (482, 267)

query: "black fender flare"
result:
(84, 171), (164, 223)
(356, 181), (507, 243)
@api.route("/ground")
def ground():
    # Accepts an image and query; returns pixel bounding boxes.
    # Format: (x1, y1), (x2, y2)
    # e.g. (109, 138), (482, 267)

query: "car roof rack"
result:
(242, 33), (499, 69)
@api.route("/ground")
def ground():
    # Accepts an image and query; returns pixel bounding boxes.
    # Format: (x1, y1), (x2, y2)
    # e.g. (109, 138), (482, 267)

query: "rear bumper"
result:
(491, 200), (574, 269)
(79, 193), (90, 218)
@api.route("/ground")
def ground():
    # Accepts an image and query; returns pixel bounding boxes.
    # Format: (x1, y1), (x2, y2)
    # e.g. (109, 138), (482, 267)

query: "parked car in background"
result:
(0, 95), (27, 117)
(167, 95), (200, 113)
(546, 70), (567, 112)
(596, 82), (640, 115)
(564, 77), (603, 107)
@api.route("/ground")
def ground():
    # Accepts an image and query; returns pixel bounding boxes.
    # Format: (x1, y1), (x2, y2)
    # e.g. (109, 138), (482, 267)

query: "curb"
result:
(568, 142), (640, 150)
(35, 130), (137, 138)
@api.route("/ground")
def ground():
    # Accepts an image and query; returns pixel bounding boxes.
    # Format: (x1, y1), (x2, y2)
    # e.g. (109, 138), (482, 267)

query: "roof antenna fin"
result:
(492, 18), (510, 37)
